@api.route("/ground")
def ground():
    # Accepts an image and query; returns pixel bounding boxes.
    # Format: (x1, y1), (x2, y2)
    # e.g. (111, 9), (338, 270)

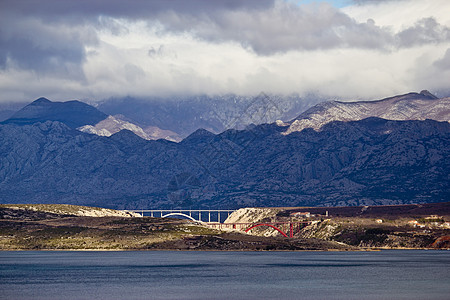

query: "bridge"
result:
(124, 209), (235, 223)
(123, 209), (312, 238)
(206, 221), (311, 238)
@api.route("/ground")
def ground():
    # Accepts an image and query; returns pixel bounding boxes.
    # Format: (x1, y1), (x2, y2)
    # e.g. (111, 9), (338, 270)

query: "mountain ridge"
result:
(2, 97), (107, 128)
(0, 117), (448, 209)
(284, 91), (449, 135)
(96, 93), (319, 138)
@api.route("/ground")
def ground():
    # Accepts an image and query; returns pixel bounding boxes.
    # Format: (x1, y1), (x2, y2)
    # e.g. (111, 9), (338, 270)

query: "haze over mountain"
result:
(0, 102), (28, 123)
(96, 93), (319, 138)
(0, 91), (449, 209)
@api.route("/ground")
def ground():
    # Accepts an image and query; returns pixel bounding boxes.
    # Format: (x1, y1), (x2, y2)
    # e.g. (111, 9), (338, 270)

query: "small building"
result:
(426, 215), (440, 219)
(408, 220), (426, 228)
(291, 212), (311, 218)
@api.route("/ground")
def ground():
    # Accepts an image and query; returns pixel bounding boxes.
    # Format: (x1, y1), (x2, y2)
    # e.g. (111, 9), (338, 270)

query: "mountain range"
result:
(0, 91), (449, 209)
(94, 93), (318, 138)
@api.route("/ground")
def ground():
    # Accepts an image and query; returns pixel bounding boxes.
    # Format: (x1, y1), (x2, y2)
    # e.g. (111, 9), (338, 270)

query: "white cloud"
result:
(343, 0), (450, 30)
(0, 0), (449, 102)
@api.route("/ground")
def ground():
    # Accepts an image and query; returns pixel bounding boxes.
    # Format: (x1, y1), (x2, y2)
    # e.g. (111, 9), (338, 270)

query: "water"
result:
(1, 250), (449, 300)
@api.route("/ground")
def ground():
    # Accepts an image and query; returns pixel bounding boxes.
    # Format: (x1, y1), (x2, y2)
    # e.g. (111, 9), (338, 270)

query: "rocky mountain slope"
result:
(0, 117), (448, 209)
(284, 91), (449, 134)
(1, 91), (449, 209)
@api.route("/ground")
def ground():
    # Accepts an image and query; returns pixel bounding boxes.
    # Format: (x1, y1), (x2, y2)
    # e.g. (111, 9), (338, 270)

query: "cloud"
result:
(148, 45), (177, 59)
(352, 0), (405, 4)
(135, 1), (449, 55)
(0, 0), (449, 102)
(163, 2), (395, 54)
(3, 0), (449, 60)
(0, 0), (274, 77)
(0, 11), (97, 79)
(397, 17), (450, 47)
(433, 48), (450, 70)
(1, 0), (274, 21)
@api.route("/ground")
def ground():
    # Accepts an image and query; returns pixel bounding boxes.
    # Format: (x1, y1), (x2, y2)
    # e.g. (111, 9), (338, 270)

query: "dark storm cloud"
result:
(397, 17), (450, 47)
(164, 4), (395, 54)
(0, 13), (97, 78)
(1, 0), (450, 73)
(154, 2), (450, 54)
(0, 0), (273, 75)
(1, 0), (274, 20)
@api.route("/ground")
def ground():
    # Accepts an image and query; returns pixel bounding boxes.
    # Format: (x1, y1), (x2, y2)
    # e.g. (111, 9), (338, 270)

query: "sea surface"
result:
(0, 250), (449, 300)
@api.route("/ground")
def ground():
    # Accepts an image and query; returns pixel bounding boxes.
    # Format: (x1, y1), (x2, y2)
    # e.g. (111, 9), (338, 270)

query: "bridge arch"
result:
(245, 223), (288, 237)
(161, 212), (198, 222)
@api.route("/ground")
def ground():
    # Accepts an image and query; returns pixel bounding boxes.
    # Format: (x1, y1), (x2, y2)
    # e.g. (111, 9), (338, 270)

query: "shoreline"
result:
(2, 204), (449, 251)
(2, 247), (446, 252)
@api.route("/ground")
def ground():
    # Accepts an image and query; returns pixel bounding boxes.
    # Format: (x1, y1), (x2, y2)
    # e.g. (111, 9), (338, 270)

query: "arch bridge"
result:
(123, 209), (235, 223)
(208, 221), (312, 238)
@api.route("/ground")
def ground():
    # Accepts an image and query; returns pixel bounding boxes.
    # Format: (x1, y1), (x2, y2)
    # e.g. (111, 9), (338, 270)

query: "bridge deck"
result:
(123, 209), (235, 223)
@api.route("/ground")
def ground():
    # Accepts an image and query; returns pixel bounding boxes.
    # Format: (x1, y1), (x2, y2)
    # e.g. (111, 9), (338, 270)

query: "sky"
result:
(0, 0), (449, 103)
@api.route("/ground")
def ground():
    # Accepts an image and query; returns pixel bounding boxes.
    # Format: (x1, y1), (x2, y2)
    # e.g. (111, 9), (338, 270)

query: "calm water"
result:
(0, 250), (449, 300)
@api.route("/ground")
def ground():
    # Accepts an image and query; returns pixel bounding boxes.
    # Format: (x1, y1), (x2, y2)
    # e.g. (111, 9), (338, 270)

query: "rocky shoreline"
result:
(1, 204), (449, 251)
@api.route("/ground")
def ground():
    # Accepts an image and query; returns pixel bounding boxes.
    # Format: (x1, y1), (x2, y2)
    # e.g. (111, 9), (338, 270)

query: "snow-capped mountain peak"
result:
(77, 115), (181, 142)
(283, 91), (449, 135)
